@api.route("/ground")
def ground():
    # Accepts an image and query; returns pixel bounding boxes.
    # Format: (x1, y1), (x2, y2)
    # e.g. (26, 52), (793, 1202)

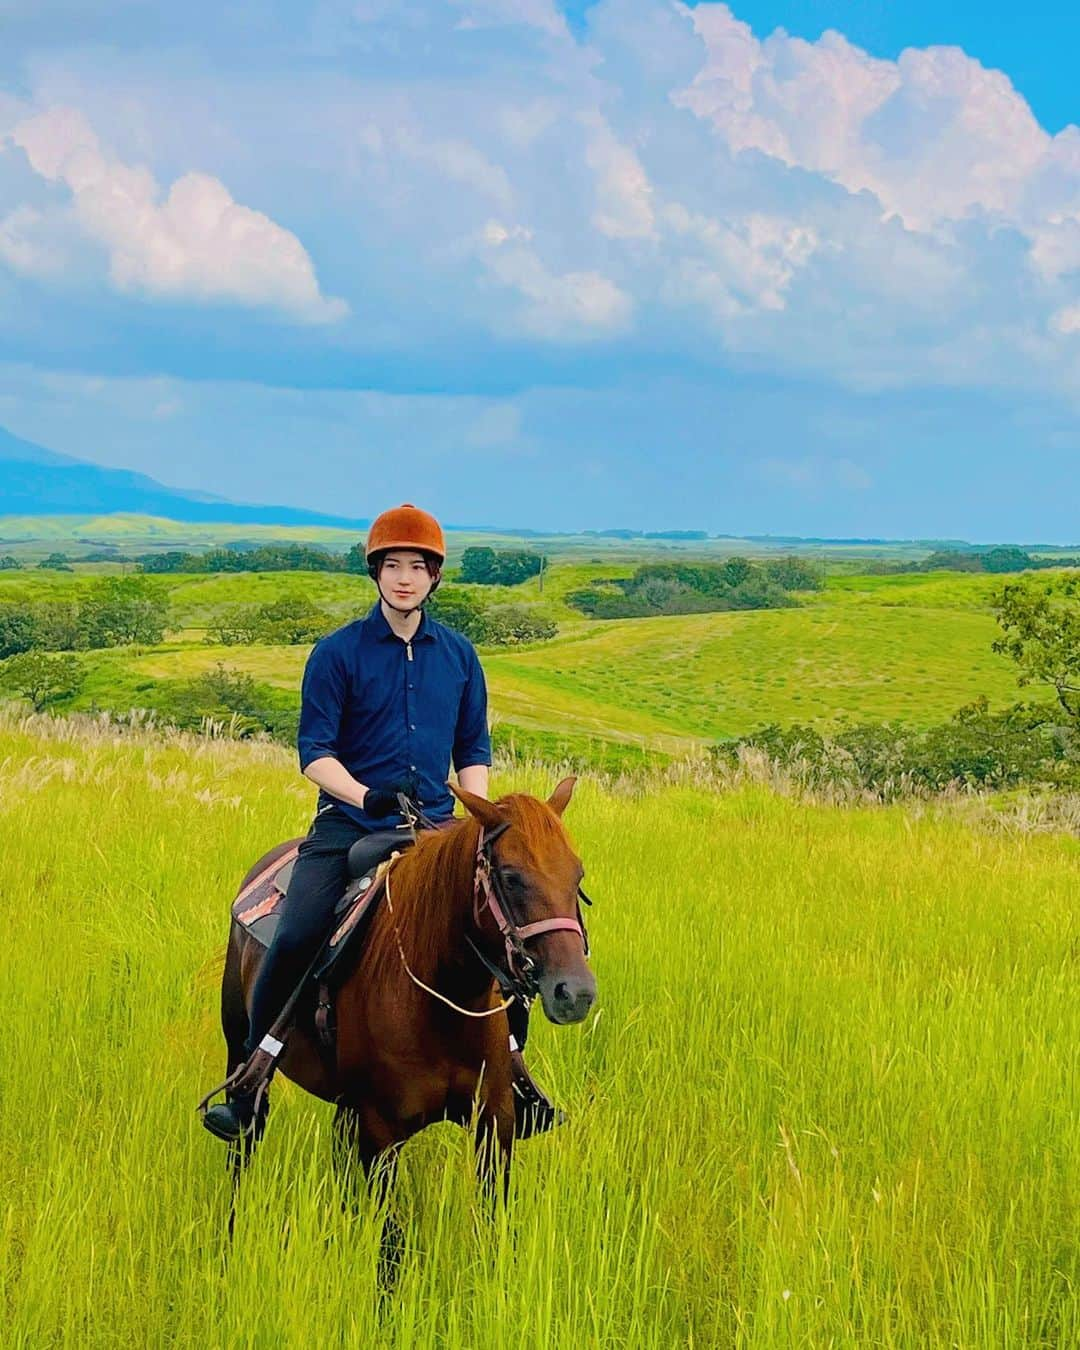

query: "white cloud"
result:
(4, 0), (1080, 398)
(7, 106), (346, 322)
(661, 203), (817, 316)
(0, 206), (65, 277)
(480, 218), (632, 339)
(581, 112), (656, 240)
(451, 0), (570, 41)
(677, 5), (1053, 233)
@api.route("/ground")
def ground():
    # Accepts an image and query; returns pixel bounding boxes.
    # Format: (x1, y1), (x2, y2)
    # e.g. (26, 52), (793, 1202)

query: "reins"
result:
(382, 816), (591, 1016)
(382, 851), (515, 1019)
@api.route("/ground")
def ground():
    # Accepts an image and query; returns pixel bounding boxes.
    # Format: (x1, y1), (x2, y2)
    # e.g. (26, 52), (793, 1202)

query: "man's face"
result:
(379, 550), (435, 606)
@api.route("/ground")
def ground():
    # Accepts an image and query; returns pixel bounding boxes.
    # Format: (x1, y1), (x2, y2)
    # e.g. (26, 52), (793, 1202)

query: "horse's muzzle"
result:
(537, 966), (596, 1024)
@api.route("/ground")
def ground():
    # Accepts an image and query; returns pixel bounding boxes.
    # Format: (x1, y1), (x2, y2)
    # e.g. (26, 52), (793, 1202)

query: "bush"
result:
(482, 605), (558, 644)
(428, 587), (557, 645)
(0, 556), (21, 570)
(567, 560), (795, 618)
(150, 664), (297, 741)
(711, 698), (1080, 799)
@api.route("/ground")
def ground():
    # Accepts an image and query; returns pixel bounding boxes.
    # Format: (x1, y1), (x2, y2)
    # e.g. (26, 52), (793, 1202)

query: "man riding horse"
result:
(202, 502), (562, 1142)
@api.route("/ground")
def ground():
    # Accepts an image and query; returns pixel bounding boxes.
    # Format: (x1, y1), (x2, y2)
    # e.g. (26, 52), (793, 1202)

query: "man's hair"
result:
(368, 549), (443, 593)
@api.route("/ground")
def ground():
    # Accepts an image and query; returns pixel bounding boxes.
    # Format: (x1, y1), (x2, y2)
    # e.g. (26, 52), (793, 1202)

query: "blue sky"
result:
(1, 1), (1078, 541)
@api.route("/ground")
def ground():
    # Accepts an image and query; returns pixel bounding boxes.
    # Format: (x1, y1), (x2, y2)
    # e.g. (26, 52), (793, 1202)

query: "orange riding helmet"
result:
(364, 503), (446, 591)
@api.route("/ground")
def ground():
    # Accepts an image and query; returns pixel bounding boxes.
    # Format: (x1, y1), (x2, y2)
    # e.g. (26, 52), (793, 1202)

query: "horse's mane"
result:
(362, 792), (569, 984)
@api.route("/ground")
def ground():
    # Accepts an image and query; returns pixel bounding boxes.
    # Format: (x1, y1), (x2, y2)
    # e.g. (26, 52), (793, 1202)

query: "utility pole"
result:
(538, 553), (546, 594)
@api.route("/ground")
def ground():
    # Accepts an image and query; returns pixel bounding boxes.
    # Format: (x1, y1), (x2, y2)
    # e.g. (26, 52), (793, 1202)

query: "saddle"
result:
(231, 828), (411, 981)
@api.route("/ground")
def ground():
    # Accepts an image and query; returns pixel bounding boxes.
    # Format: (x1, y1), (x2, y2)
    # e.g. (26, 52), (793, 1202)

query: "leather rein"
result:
(466, 820), (592, 1005)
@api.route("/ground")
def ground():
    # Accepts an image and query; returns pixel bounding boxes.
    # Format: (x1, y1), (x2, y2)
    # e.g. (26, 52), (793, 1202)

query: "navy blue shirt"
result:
(297, 602), (492, 830)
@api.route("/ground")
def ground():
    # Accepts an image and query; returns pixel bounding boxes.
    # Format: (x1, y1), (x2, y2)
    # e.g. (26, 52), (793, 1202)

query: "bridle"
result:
(467, 820), (592, 1004)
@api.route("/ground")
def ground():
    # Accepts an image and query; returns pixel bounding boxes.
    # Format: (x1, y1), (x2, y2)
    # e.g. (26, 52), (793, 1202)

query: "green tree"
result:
(992, 575), (1080, 720)
(722, 556), (753, 587)
(254, 596), (334, 644)
(38, 552), (73, 571)
(764, 556), (824, 591)
(981, 546), (1033, 573)
(459, 547), (499, 584)
(206, 605), (261, 646)
(427, 587), (488, 641)
(78, 576), (170, 647)
(0, 651), (84, 711)
(0, 606), (39, 658)
(0, 555), (21, 570)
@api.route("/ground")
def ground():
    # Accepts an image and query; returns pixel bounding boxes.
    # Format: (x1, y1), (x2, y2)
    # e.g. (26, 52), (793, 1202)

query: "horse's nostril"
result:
(554, 981), (570, 1003)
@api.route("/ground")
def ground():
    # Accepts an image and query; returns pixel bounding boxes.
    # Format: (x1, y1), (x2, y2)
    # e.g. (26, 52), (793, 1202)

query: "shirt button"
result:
(410, 764), (416, 771)
(410, 723), (416, 731)
(408, 683), (414, 690)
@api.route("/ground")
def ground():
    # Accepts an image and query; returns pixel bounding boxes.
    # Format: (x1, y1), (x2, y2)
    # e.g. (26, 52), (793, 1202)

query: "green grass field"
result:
(1, 710), (1077, 1346)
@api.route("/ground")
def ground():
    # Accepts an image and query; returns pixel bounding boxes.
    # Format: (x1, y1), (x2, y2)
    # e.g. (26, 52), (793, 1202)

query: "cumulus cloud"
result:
(6, 106), (346, 322)
(581, 112), (656, 240)
(480, 218), (632, 339)
(3, 0), (1080, 392)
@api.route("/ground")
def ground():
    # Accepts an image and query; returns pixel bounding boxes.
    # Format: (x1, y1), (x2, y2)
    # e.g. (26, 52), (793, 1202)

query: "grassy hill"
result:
(8, 566), (1034, 759)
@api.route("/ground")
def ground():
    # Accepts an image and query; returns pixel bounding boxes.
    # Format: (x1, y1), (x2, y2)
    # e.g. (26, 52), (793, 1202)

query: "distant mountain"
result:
(0, 426), (368, 528)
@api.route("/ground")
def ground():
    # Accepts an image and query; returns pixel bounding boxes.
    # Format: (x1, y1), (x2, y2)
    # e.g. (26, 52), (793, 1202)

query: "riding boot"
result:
(509, 1048), (567, 1138)
(202, 1090), (257, 1143)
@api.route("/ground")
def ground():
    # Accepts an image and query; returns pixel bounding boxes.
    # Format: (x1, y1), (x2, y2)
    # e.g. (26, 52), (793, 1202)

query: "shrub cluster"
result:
(568, 556), (819, 619)
(144, 664), (299, 741)
(428, 588), (557, 645)
(711, 698), (1080, 799)
(458, 547), (544, 586)
(0, 577), (170, 657)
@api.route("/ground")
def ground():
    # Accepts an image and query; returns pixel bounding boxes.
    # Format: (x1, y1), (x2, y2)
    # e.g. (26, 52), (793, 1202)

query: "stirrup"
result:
(196, 1034), (286, 1124)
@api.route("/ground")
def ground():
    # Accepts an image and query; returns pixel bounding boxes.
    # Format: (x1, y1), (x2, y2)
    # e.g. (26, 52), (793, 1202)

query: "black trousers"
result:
(244, 805), (530, 1056)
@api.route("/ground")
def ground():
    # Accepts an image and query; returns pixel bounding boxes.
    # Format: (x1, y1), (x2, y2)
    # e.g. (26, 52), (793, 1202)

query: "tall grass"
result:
(0, 711), (1077, 1346)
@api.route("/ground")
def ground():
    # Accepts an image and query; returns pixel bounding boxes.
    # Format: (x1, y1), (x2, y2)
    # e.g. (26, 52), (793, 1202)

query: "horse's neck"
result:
(389, 819), (481, 983)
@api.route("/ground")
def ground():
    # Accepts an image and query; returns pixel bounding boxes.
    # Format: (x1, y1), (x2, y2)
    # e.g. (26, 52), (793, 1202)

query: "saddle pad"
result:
(231, 844), (399, 977)
(231, 844), (301, 950)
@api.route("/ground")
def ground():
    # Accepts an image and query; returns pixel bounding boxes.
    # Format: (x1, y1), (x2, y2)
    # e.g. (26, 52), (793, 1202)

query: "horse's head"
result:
(451, 778), (597, 1025)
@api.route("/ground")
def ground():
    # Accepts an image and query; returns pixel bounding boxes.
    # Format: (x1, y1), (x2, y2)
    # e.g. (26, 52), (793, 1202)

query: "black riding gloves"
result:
(362, 787), (400, 819)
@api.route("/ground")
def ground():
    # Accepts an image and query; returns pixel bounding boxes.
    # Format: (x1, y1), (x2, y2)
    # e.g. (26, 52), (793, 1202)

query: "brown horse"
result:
(215, 778), (595, 1220)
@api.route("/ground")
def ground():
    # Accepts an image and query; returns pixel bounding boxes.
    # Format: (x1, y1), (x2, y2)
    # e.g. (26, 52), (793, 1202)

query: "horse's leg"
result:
(332, 1104), (404, 1294)
(475, 1094), (515, 1211)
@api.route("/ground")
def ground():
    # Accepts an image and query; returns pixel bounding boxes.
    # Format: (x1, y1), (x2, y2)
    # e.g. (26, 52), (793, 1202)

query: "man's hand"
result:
(363, 787), (400, 819)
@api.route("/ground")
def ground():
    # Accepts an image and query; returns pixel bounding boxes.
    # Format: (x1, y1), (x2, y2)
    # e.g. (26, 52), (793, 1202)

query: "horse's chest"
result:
(376, 1057), (482, 1125)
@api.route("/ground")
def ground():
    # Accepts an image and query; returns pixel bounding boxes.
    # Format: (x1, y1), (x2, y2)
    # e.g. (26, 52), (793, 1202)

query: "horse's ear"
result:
(449, 782), (505, 829)
(547, 776), (577, 817)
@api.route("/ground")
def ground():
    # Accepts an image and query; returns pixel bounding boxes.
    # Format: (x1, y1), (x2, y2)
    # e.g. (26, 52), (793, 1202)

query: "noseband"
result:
(469, 820), (592, 1003)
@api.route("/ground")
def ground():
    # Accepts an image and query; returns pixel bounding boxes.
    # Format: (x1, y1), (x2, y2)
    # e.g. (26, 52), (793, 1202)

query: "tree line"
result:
(867, 546), (1080, 576)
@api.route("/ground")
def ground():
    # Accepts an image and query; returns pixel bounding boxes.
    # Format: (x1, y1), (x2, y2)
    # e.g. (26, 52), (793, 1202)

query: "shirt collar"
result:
(367, 601), (437, 643)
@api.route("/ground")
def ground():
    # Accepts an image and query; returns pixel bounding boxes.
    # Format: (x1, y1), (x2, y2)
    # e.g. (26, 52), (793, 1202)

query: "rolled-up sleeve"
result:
(297, 639), (347, 770)
(452, 647), (492, 770)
